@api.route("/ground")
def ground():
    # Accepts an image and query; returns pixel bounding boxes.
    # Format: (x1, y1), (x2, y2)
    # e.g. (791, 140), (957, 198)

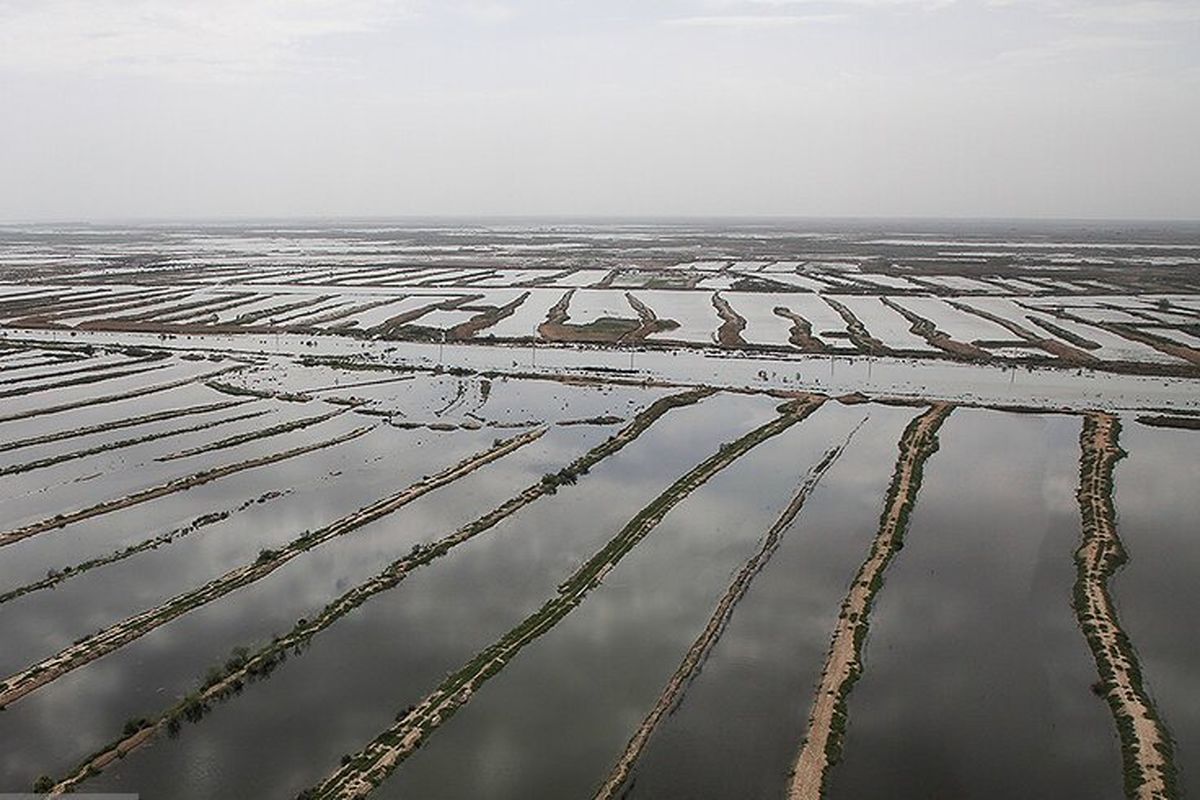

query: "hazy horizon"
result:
(3, 0), (1199, 222)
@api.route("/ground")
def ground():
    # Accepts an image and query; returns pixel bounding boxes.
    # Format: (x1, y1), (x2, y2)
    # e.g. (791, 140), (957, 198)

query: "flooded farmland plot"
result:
(0, 219), (1197, 799)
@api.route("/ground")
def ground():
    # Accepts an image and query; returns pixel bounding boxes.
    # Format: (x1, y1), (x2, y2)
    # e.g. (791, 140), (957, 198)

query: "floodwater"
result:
(623, 403), (919, 800)
(1111, 420), (1200, 793)
(825, 409), (1124, 800)
(76, 391), (775, 798)
(380, 399), (869, 799)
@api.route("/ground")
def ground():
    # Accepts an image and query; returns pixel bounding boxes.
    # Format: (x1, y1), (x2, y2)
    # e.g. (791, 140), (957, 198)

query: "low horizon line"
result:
(3, 213), (1199, 227)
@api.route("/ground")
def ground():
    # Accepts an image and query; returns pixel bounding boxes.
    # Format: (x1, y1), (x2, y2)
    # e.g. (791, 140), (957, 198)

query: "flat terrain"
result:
(0, 220), (1196, 799)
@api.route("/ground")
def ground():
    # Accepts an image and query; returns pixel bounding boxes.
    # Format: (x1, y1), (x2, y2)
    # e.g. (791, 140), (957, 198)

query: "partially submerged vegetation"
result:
(1, 222), (1198, 798)
(1074, 413), (1177, 799)
(593, 430), (856, 800)
(787, 404), (952, 800)
(822, 297), (889, 356)
(0, 406), (272, 477)
(712, 292), (747, 346)
(0, 364), (244, 424)
(0, 425), (373, 550)
(773, 306), (831, 353)
(298, 396), (824, 800)
(0, 490), (290, 606)
(38, 388), (715, 794)
(0, 398), (249, 454)
(0, 426), (542, 710)
(154, 407), (345, 461)
(879, 298), (989, 360)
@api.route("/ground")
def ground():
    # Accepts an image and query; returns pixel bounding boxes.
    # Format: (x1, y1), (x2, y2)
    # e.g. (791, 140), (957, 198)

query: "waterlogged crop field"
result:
(0, 220), (1198, 800)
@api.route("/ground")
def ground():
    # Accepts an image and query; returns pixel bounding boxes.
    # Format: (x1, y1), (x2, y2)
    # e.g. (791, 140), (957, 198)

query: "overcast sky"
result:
(1, 0), (1197, 221)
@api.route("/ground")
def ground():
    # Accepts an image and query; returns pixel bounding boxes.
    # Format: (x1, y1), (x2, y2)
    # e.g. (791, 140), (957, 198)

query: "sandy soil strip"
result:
(0, 399), (248, 454)
(0, 407), (272, 476)
(0, 355), (150, 387)
(287, 297), (400, 329)
(593, 425), (861, 800)
(537, 289), (646, 344)
(773, 307), (831, 353)
(1075, 413), (1177, 800)
(880, 298), (988, 360)
(1049, 307), (1200, 369)
(821, 297), (889, 357)
(0, 364), (245, 424)
(42, 390), (713, 795)
(301, 396), (824, 800)
(230, 295), (329, 325)
(623, 292), (678, 342)
(0, 423), (370, 550)
(154, 408), (344, 461)
(0, 427), (540, 712)
(712, 292), (748, 347)
(786, 403), (952, 800)
(1134, 414), (1200, 431)
(449, 292), (531, 339)
(946, 299), (1098, 365)
(0, 360), (174, 399)
(0, 490), (291, 607)
(20, 290), (194, 324)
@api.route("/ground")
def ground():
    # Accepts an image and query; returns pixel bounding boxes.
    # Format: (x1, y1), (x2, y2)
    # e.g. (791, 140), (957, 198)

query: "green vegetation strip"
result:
(0, 425), (533, 712)
(594, 426), (858, 800)
(787, 404), (952, 800)
(0, 407), (273, 477)
(1074, 413), (1177, 799)
(0, 491), (291, 607)
(39, 388), (714, 795)
(0, 424), (372, 549)
(154, 408), (344, 461)
(0, 364), (244, 424)
(0, 399), (249, 454)
(300, 395), (824, 800)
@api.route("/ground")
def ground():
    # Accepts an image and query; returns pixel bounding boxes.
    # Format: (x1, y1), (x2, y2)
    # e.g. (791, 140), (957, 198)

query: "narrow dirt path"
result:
(0, 364), (244, 424)
(0, 490), (291, 607)
(0, 399), (248, 455)
(0, 422), (368, 550)
(300, 396), (825, 800)
(786, 403), (952, 800)
(821, 297), (889, 356)
(42, 389), (714, 795)
(880, 297), (988, 360)
(593, 422), (862, 800)
(0, 407), (272, 477)
(154, 408), (344, 461)
(0, 427), (542, 711)
(1075, 412), (1176, 800)
(947, 299), (1098, 365)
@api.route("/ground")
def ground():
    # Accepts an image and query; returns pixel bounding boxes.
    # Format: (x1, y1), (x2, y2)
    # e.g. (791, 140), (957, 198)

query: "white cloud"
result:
(0, 0), (412, 79)
(665, 13), (848, 27)
(1056, 0), (1200, 25)
(701, 0), (957, 8)
(996, 33), (1155, 66)
(455, 1), (515, 24)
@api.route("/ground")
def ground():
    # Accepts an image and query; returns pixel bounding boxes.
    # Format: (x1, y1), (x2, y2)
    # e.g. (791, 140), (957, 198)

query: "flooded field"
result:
(0, 220), (1196, 799)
